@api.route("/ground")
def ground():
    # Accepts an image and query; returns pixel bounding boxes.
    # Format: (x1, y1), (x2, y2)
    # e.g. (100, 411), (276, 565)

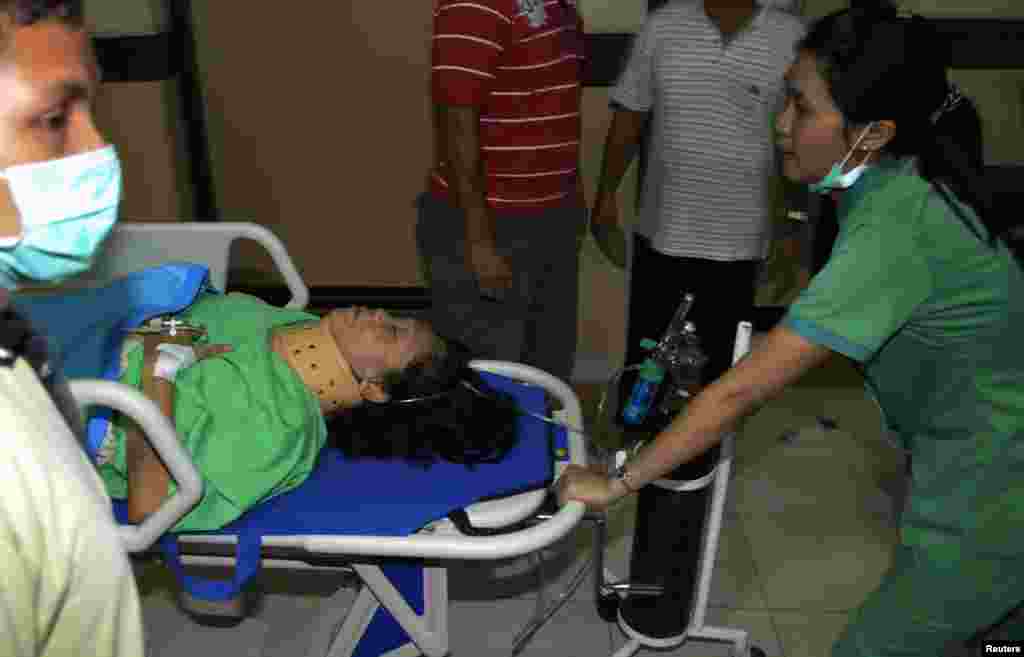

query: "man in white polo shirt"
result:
(592, 0), (805, 384)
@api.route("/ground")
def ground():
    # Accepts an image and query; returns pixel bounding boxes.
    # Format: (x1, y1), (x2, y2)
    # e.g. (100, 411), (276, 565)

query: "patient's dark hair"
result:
(328, 334), (522, 467)
(801, 0), (1021, 263)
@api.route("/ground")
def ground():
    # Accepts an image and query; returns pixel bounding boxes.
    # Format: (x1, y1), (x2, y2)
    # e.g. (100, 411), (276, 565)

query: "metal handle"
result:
(68, 379), (203, 553)
(231, 223), (310, 309)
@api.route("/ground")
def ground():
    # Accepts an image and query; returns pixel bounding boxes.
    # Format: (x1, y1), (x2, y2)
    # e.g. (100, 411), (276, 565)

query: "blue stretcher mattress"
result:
(109, 370), (558, 538)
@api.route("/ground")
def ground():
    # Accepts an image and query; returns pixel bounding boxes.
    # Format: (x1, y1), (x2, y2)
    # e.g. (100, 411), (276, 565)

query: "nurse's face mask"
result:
(807, 122), (875, 194)
(0, 146), (122, 288)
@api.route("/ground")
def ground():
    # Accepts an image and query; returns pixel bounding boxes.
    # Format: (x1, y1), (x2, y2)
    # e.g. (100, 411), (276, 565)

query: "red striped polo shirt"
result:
(430, 0), (586, 215)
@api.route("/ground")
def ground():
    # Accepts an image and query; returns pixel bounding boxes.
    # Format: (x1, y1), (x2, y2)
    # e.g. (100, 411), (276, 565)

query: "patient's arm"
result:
(124, 338), (233, 523)
(125, 338), (176, 524)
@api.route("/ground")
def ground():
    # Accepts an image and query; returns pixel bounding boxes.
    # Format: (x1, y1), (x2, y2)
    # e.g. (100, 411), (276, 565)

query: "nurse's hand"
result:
(590, 196), (627, 269)
(555, 463), (621, 512)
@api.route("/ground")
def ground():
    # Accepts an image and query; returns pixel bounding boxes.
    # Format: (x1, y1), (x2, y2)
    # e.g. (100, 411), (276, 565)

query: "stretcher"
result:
(20, 221), (587, 657)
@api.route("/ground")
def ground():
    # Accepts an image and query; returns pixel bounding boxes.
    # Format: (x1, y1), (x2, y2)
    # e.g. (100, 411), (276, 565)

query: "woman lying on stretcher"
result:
(97, 291), (519, 531)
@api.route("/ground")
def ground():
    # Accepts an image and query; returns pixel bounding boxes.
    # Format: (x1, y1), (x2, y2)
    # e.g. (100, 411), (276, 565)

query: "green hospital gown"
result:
(782, 157), (1024, 655)
(97, 292), (327, 532)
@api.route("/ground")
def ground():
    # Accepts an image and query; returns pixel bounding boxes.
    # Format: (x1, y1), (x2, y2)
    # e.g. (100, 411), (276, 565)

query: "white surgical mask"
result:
(0, 145), (121, 289)
(807, 123), (875, 194)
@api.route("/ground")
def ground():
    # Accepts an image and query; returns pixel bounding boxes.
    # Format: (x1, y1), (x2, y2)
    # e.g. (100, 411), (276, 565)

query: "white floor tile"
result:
(772, 611), (851, 657)
(447, 599), (613, 657)
(141, 594), (269, 657)
(258, 588), (357, 657)
(730, 427), (904, 524)
(739, 506), (895, 613)
(706, 519), (768, 612)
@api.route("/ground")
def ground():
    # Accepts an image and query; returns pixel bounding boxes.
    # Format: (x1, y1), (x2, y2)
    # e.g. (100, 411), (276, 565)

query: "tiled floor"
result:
(137, 354), (921, 657)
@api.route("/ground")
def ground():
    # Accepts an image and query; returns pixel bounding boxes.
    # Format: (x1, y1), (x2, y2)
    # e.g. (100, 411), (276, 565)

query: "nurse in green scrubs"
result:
(556, 2), (1024, 654)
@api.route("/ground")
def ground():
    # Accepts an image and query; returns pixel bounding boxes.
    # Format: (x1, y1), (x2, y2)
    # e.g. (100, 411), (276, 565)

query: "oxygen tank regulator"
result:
(621, 293), (708, 426)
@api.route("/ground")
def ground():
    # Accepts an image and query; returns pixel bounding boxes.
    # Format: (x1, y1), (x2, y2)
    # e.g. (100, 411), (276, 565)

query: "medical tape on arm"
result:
(153, 343), (197, 383)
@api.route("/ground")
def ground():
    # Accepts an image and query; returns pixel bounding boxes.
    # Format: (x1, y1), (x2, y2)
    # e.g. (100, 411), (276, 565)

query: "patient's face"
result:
(328, 308), (437, 382)
(0, 20), (104, 237)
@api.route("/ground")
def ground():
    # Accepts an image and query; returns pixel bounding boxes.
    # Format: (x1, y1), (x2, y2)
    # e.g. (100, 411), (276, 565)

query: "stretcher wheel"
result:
(749, 645), (767, 657)
(596, 591), (620, 623)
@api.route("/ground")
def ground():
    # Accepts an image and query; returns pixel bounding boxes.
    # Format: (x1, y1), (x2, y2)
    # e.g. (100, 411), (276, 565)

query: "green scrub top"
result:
(97, 292), (327, 532)
(782, 157), (1024, 562)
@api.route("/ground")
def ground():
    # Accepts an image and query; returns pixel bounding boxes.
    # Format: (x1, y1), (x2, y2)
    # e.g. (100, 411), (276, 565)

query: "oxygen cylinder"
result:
(618, 321), (718, 641)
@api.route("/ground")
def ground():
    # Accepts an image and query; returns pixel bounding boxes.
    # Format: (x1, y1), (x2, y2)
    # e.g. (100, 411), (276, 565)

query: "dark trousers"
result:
(415, 192), (583, 382)
(626, 235), (759, 383)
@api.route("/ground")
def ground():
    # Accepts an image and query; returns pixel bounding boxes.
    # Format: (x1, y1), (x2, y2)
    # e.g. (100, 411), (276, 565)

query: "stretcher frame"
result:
(68, 221), (588, 657)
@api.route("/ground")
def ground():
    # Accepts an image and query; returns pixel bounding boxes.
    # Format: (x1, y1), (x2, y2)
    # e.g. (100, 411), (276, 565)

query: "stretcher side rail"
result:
(70, 221), (310, 310)
(68, 379), (204, 553)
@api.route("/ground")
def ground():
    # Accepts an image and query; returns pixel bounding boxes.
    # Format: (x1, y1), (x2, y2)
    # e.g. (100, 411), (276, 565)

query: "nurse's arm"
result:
(613, 326), (832, 496)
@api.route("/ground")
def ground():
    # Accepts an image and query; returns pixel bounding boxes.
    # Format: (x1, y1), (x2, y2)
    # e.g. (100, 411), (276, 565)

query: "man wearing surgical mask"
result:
(0, 2), (144, 655)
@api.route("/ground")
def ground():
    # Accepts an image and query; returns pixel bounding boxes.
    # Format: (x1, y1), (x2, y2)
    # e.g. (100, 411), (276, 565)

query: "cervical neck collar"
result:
(270, 317), (361, 415)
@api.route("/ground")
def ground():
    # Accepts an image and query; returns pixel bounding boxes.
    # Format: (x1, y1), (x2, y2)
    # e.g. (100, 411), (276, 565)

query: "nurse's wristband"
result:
(153, 343), (197, 383)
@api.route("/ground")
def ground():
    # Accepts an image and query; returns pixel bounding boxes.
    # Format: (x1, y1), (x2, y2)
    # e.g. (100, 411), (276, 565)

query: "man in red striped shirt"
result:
(416, 0), (587, 382)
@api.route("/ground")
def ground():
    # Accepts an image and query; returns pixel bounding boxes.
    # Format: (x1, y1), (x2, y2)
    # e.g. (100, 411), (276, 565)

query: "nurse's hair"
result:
(327, 334), (522, 467)
(800, 0), (1020, 262)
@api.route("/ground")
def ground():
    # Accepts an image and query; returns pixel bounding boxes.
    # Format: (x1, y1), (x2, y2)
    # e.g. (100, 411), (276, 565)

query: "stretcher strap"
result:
(158, 528), (262, 601)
